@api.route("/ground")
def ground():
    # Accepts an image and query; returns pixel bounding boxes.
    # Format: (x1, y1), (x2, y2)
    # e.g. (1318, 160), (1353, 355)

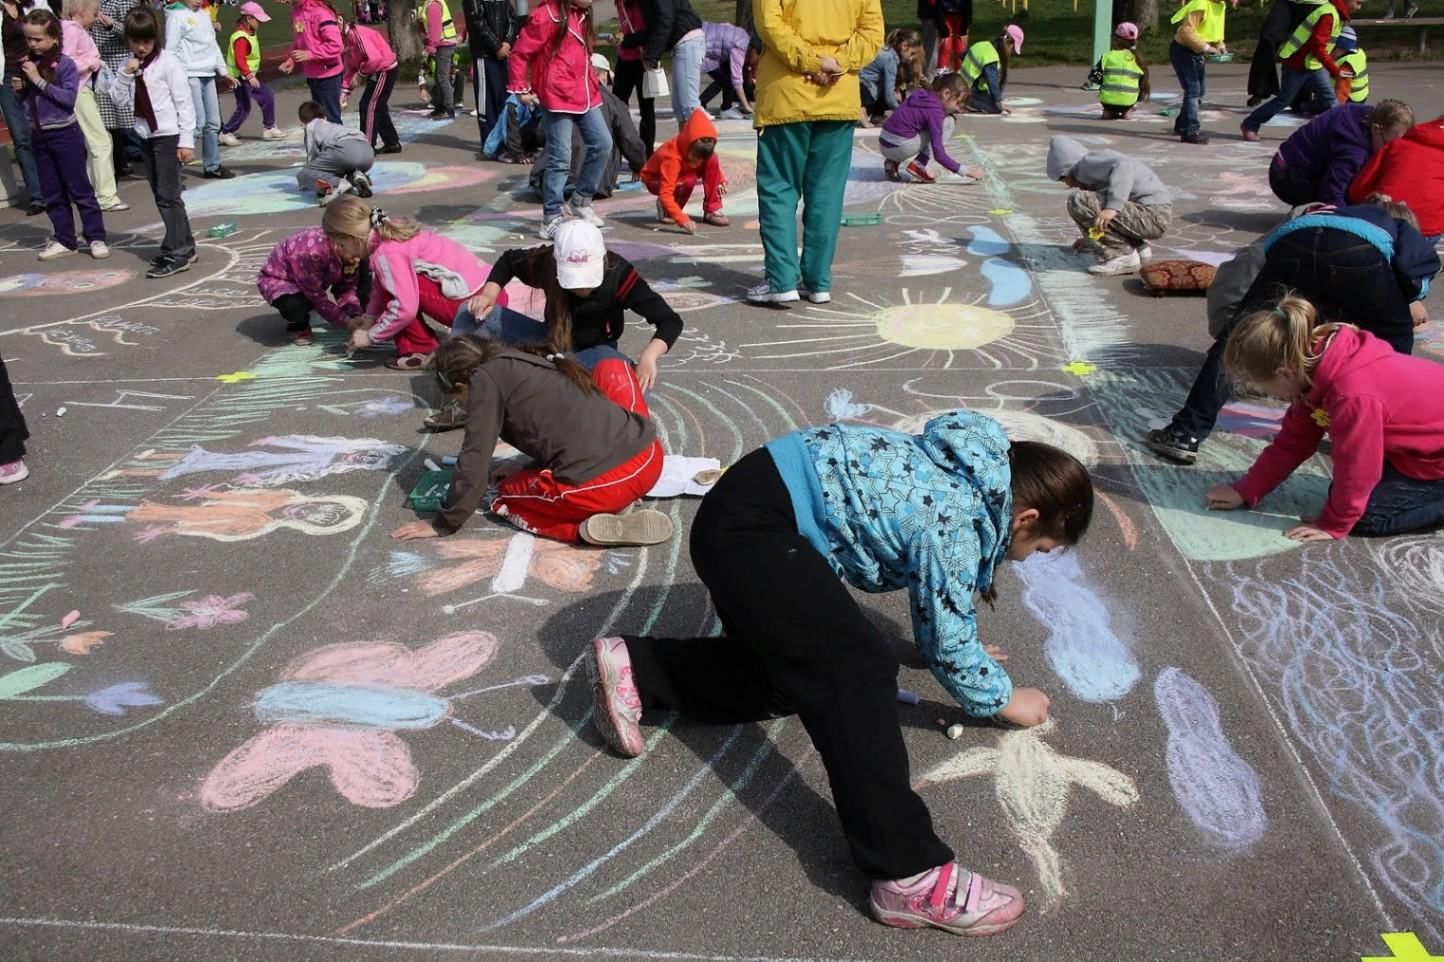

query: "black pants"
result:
(360, 66), (400, 149)
(271, 261), (372, 332)
(623, 448), (954, 881)
(474, 55), (509, 146)
(611, 57), (655, 156)
(1171, 228), (1415, 440)
(699, 66), (734, 111)
(0, 356), (28, 464)
(141, 134), (194, 261)
(308, 73), (344, 124)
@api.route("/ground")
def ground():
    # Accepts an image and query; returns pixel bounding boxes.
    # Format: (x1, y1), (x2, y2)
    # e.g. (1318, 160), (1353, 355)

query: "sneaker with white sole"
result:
(717, 106), (747, 120)
(578, 509), (674, 546)
(99, 200), (130, 212)
(89, 240), (111, 259)
(0, 459), (28, 485)
(870, 862), (1025, 937)
(584, 636), (646, 757)
(262, 126), (286, 140)
(218, 131), (241, 146)
(745, 281), (800, 305)
(1087, 250), (1141, 276)
(564, 197), (606, 228)
(799, 285), (831, 304)
(538, 214), (565, 240)
(38, 240), (76, 261)
(318, 179), (353, 207)
(350, 170), (373, 198)
(1135, 244), (1153, 261)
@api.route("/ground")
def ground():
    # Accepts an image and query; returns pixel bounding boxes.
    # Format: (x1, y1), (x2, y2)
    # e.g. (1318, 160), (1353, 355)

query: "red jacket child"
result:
(640, 109), (729, 233)
(1348, 116), (1444, 237)
(507, 0), (601, 115)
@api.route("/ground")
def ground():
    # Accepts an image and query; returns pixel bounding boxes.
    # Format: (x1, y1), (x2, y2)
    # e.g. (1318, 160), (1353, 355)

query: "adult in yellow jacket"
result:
(745, 0), (883, 306)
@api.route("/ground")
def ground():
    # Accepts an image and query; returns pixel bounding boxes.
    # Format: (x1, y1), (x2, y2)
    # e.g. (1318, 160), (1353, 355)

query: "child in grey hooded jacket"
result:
(1046, 134), (1173, 276)
(298, 99), (375, 205)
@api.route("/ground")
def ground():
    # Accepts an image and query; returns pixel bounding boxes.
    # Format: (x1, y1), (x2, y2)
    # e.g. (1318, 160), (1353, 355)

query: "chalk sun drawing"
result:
(1014, 549), (1139, 703)
(1153, 667), (1268, 851)
(917, 718), (1139, 910)
(201, 632), (502, 811)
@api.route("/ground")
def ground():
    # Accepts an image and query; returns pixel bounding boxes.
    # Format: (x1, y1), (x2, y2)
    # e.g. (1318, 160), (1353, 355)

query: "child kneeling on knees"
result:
(878, 73), (980, 184)
(299, 99), (375, 205)
(390, 336), (672, 546)
(641, 109), (729, 233)
(1207, 295), (1444, 540)
(1047, 134), (1171, 276)
(583, 410), (1094, 937)
(257, 226), (370, 345)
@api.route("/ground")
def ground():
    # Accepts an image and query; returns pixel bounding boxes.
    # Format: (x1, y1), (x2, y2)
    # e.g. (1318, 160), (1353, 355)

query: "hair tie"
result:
(369, 207), (388, 229)
(546, 352), (566, 362)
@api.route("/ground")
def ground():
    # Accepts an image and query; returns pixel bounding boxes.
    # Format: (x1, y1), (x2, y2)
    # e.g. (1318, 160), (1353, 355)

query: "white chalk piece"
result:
(896, 688), (921, 705)
(55, 407), (67, 417)
(423, 458), (442, 472)
(441, 455), (458, 466)
(946, 723), (965, 740)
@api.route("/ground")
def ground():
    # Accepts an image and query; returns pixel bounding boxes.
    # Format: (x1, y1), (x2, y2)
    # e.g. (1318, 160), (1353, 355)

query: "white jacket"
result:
(164, 3), (226, 77)
(107, 49), (198, 148)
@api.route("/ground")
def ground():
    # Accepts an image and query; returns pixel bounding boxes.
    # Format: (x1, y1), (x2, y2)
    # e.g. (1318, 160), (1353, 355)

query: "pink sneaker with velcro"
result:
(585, 637), (645, 758)
(869, 861), (1024, 937)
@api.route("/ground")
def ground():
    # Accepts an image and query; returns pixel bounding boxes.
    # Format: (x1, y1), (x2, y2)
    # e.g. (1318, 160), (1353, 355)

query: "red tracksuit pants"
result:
(389, 275), (459, 356)
(490, 357), (664, 542)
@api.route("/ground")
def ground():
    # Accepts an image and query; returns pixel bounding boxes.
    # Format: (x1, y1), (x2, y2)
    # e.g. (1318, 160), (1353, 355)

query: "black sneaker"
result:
(379, 143), (403, 154)
(1180, 133), (1211, 145)
(423, 398), (467, 432)
(25, 201), (45, 216)
(203, 166), (236, 179)
(1145, 426), (1201, 464)
(427, 109), (455, 120)
(146, 256), (192, 279)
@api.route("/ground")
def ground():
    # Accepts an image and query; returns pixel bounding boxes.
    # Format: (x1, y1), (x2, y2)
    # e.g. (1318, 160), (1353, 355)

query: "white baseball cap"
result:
(553, 219), (605, 289)
(591, 52), (612, 74)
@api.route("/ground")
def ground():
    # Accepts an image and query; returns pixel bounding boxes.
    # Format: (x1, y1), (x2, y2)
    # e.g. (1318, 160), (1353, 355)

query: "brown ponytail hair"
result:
(520, 243), (619, 361)
(1008, 441), (1094, 545)
(435, 335), (600, 396)
(22, 9), (62, 81)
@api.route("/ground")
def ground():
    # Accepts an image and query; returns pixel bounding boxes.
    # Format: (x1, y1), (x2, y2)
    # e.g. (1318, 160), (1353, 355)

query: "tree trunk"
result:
(734, 0), (753, 33)
(389, 0), (423, 62)
(1136, 0), (1159, 32)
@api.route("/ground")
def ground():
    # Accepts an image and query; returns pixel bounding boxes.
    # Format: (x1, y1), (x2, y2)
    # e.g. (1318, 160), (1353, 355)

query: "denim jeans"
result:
(1243, 65), (1335, 133)
(1169, 41), (1204, 138)
(1353, 464), (1444, 536)
(1, 70), (44, 200)
(454, 304), (632, 369)
(188, 76), (222, 172)
(307, 73), (344, 124)
(540, 106), (612, 217)
(670, 34), (705, 125)
(1170, 228), (1415, 441)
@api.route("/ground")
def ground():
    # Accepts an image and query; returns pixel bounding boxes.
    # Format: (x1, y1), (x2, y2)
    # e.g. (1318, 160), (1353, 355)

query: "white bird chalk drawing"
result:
(915, 718), (1139, 911)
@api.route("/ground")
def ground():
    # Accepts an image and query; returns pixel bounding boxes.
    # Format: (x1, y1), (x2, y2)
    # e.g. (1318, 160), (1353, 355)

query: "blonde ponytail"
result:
(1223, 294), (1344, 390)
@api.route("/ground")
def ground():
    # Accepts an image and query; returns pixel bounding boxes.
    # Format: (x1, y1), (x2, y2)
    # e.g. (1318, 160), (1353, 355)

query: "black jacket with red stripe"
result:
(485, 247), (684, 352)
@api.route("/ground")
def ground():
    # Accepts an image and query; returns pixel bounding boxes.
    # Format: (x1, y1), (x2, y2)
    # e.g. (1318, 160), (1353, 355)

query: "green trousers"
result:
(755, 120), (855, 294)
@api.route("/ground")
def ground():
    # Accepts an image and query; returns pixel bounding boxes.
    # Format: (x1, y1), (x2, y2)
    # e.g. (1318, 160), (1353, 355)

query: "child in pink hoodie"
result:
(257, 226), (369, 345)
(323, 197), (497, 369)
(339, 20), (400, 152)
(278, 0), (344, 122)
(1206, 293), (1444, 539)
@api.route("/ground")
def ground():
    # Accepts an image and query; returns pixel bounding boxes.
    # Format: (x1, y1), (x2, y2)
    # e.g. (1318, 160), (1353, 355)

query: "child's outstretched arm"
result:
(1225, 399), (1329, 512)
(1297, 396), (1386, 538)
(925, 115), (962, 175)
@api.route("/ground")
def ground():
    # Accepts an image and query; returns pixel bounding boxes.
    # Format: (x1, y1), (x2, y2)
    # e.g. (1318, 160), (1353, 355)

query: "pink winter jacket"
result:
(1233, 325), (1444, 537)
(341, 25), (397, 95)
(257, 228), (364, 330)
(507, 0), (601, 114)
(366, 231), (501, 342)
(291, 0), (344, 80)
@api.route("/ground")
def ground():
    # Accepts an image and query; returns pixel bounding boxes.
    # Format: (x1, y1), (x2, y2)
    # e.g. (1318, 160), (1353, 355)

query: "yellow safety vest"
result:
(1337, 49), (1367, 101)
(225, 28), (261, 79)
(1099, 49), (1143, 107)
(960, 40), (999, 87)
(417, 0), (458, 43)
(1278, 5), (1341, 70)
(1171, 0), (1226, 45)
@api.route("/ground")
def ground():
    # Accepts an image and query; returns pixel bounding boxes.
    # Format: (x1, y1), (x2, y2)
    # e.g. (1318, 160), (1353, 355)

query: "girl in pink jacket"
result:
(324, 198), (496, 369)
(1206, 294), (1444, 539)
(279, 0), (344, 122)
(339, 21), (400, 152)
(507, 0), (613, 240)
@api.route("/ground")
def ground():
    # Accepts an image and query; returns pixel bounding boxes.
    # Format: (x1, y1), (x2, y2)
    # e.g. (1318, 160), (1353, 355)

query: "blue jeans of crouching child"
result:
(1352, 464), (1444, 536)
(1170, 41), (1205, 138)
(1169, 228), (1416, 441)
(450, 304), (632, 370)
(540, 106), (612, 217)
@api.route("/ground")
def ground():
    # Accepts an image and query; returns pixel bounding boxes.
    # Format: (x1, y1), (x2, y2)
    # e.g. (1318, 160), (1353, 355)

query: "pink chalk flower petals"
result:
(166, 593), (256, 631)
(200, 724), (420, 811)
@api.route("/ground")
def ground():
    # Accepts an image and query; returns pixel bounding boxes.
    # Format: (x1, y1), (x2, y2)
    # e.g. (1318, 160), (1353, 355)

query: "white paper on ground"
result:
(646, 456), (723, 498)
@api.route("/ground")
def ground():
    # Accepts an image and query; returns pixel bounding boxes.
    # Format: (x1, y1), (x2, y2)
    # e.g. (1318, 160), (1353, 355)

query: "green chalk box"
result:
(207, 222), (238, 238)
(841, 212), (882, 227)
(408, 469), (454, 512)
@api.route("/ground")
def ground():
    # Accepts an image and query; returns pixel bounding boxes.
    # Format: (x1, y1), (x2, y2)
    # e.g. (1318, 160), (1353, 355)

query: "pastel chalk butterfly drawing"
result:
(417, 532), (602, 599)
(201, 632), (500, 811)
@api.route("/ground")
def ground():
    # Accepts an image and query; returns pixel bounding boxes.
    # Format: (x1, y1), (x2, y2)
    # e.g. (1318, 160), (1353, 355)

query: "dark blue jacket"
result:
(1266, 203), (1441, 301)
(1274, 103), (1372, 208)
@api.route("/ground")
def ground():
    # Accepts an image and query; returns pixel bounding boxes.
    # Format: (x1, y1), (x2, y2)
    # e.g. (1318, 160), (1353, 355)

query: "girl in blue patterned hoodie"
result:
(582, 409), (1093, 939)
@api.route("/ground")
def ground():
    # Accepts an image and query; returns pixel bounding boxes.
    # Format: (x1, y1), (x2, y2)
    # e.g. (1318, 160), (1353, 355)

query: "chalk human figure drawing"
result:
(101, 435), (406, 487)
(202, 632), (504, 810)
(916, 718), (1139, 910)
(53, 489), (367, 542)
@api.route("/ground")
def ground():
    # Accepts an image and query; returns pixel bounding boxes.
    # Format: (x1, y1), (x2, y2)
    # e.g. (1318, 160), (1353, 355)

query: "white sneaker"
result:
(99, 199), (130, 212)
(89, 240), (111, 259)
(1136, 244), (1153, 261)
(218, 131), (241, 146)
(746, 281), (800, 304)
(538, 214), (565, 240)
(318, 179), (354, 206)
(564, 197), (605, 228)
(717, 106), (747, 120)
(799, 285), (831, 304)
(1087, 250), (1141, 276)
(262, 126), (286, 140)
(38, 240), (76, 261)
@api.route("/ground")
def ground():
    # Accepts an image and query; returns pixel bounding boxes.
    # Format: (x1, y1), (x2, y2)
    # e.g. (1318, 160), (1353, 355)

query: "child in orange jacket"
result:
(640, 109), (729, 234)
